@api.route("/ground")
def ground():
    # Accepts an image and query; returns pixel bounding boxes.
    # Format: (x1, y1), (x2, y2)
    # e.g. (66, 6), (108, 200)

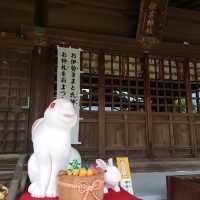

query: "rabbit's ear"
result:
(107, 158), (114, 167)
(49, 101), (56, 109)
(96, 159), (107, 170)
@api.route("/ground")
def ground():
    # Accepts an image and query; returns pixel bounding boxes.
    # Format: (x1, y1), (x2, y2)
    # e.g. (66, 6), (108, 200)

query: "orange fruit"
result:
(86, 169), (94, 176)
(73, 169), (80, 176)
(67, 170), (73, 175)
(79, 168), (87, 176)
(58, 170), (67, 176)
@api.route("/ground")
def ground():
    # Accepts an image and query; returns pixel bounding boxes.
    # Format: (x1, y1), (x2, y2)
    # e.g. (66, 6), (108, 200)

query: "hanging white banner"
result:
(57, 46), (81, 144)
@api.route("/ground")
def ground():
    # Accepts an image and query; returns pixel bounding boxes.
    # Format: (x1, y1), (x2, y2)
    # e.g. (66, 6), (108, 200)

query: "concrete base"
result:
(137, 195), (165, 200)
(132, 170), (200, 200)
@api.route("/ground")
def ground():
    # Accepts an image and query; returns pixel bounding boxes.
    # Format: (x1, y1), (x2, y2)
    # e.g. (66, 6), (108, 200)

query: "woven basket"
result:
(58, 171), (104, 200)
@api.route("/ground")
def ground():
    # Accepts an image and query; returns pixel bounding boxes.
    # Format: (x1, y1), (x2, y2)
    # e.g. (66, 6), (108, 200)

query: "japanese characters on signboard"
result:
(57, 47), (81, 144)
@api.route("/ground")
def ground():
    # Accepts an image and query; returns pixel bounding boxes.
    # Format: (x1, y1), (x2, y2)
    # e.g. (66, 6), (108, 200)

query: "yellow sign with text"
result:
(116, 157), (131, 179)
(116, 157), (134, 194)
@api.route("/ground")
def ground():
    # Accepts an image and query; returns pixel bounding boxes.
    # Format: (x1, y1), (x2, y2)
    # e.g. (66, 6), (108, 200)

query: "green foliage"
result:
(174, 98), (186, 113)
(69, 159), (81, 170)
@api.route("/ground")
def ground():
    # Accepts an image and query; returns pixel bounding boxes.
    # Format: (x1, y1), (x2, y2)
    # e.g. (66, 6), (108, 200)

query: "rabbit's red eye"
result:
(50, 102), (55, 108)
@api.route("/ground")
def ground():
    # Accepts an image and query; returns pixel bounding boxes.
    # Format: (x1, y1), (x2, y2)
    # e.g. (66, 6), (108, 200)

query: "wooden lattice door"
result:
(0, 48), (32, 153)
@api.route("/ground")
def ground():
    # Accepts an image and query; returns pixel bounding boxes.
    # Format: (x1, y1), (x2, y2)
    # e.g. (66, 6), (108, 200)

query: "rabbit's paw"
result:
(30, 183), (46, 198)
(104, 187), (108, 194)
(28, 182), (37, 194)
(46, 184), (57, 198)
(113, 185), (120, 192)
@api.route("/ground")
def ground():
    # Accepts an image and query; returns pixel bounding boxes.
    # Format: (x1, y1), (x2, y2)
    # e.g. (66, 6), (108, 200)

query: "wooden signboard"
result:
(116, 157), (134, 195)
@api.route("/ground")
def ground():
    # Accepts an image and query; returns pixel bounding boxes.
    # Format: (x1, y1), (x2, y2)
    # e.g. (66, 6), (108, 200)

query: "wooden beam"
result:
(49, 0), (138, 16)
(50, 0), (136, 10)
(170, 0), (190, 7)
(22, 25), (200, 57)
(164, 7), (200, 45)
(34, 0), (48, 26)
(49, 0), (70, 4)
(136, 0), (169, 48)
(0, 0), (33, 12)
(131, 158), (200, 172)
(168, 7), (200, 23)
(181, 0), (200, 8)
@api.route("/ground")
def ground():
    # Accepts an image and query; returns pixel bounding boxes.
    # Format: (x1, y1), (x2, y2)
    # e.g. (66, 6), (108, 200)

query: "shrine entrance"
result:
(0, 47), (32, 153)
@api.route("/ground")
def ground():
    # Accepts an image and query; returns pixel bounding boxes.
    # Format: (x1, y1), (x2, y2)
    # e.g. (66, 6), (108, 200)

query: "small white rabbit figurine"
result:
(96, 158), (121, 193)
(28, 99), (81, 198)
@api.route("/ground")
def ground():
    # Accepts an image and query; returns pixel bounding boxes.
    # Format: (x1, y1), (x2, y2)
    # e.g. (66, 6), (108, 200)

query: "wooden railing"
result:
(0, 154), (27, 200)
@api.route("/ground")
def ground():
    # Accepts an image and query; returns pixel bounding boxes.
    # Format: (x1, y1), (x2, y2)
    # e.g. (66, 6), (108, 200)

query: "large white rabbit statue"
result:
(28, 98), (81, 198)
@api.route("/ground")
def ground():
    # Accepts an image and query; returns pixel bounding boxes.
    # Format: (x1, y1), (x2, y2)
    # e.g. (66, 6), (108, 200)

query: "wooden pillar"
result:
(136, 0), (168, 48)
(184, 59), (192, 113)
(184, 59), (197, 157)
(34, 0), (48, 27)
(143, 53), (153, 158)
(28, 46), (49, 152)
(98, 52), (106, 158)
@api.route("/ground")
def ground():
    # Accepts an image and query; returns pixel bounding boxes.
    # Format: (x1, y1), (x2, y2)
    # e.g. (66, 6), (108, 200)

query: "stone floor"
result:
(132, 170), (200, 200)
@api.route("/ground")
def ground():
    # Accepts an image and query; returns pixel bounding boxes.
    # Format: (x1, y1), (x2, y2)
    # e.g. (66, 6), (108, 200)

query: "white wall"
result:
(132, 170), (200, 200)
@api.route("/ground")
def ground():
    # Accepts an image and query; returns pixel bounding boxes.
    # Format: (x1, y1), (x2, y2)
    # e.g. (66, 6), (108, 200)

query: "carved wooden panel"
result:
(105, 113), (147, 158)
(173, 124), (191, 155)
(0, 48), (31, 153)
(128, 124), (146, 148)
(192, 115), (200, 156)
(150, 113), (194, 158)
(194, 123), (200, 154)
(77, 112), (99, 158)
(105, 113), (126, 150)
(128, 115), (147, 159)
(137, 0), (168, 47)
(152, 123), (170, 146)
(172, 115), (192, 156)
(106, 122), (125, 149)
(151, 114), (171, 157)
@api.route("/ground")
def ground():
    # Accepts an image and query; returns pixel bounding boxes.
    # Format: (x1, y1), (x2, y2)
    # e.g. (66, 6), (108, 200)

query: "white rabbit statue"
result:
(96, 158), (121, 193)
(28, 98), (81, 198)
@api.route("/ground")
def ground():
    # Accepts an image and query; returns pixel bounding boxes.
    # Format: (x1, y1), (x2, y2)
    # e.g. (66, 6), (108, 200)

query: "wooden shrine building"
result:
(1, 0), (200, 173)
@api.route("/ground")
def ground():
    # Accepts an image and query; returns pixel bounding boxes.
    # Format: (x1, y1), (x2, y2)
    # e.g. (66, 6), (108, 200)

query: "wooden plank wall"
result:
(1, 0), (200, 171)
